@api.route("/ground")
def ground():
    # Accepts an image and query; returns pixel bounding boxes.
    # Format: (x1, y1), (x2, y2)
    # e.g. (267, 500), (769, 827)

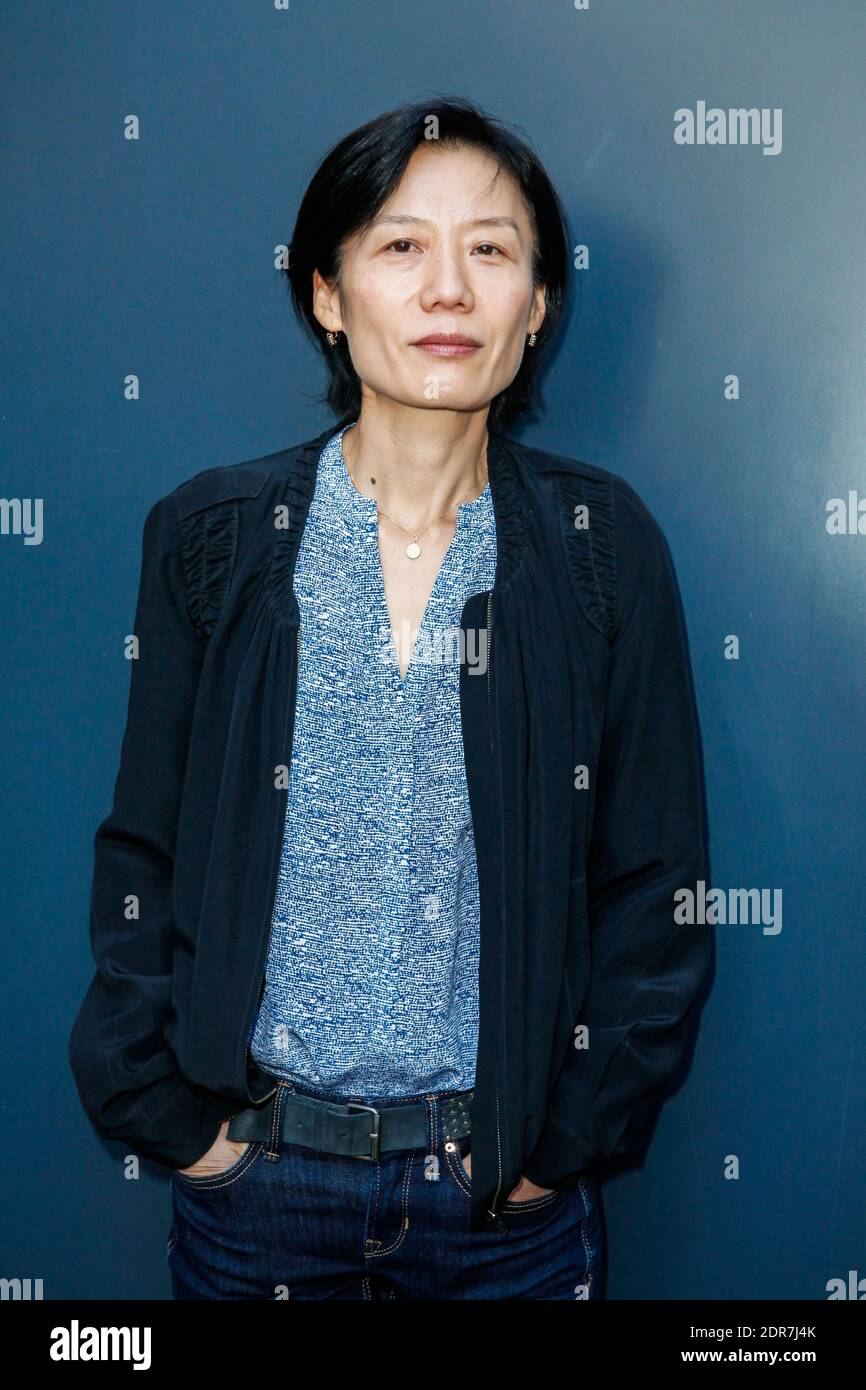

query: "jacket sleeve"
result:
(524, 479), (712, 1189)
(68, 492), (231, 1170)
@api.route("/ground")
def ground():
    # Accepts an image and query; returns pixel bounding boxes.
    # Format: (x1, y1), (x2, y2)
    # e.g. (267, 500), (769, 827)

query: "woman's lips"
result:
(411, 339), (481, 357)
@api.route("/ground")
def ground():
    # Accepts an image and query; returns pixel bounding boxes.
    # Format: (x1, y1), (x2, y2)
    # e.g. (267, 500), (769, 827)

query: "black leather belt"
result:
(227, 1084), (474, 1161)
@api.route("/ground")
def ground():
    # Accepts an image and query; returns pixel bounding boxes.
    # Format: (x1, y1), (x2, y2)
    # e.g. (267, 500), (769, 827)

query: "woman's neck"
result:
(341, 403), (491, 529)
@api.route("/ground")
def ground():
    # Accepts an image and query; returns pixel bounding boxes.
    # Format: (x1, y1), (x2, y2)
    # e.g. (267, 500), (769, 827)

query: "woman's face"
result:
(313, 141), (547, 416)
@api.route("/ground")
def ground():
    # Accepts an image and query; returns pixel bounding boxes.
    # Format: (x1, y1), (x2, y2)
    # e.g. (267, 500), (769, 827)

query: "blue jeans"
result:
(167, 1082), (604, 1300)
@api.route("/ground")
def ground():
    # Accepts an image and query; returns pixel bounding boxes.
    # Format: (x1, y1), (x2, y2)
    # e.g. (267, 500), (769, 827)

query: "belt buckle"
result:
(344, 1102), (381, 1161)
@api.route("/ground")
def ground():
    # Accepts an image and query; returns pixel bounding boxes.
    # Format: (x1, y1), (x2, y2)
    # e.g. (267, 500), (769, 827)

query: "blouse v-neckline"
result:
(329, 422), (493, 690)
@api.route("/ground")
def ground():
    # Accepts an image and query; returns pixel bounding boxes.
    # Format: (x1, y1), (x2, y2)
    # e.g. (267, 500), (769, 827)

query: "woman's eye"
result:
(383, 240), (505, 257)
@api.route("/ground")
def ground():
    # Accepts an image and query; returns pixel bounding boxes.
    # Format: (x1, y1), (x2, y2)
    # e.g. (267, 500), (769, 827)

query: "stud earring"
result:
(527, 331), (537, 347)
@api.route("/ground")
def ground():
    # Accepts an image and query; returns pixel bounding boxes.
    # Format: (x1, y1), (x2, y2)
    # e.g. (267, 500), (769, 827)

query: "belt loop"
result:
(264, 1081), (289, 1161)
(423, 1095), (440, 1182)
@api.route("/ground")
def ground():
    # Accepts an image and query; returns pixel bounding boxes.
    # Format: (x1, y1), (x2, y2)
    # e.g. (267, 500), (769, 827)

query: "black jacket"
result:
(68, 416), (712, 1233)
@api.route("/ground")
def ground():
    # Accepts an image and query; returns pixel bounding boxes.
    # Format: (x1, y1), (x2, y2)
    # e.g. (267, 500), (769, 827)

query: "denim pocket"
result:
(442, 1137), (473, 1197)
(501, 1185), (560, 1214)
(443, 1136), (560, 1213)
(172, 1140), (262, 1192)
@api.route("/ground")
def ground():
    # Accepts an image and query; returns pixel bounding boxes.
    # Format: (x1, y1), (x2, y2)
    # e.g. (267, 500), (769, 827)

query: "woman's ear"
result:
(529, 282), (548, 337)
(312, 267), (342, 336)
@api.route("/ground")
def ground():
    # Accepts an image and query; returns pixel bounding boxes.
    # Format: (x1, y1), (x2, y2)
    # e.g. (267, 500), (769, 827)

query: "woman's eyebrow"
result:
(369, 213), (521, 234)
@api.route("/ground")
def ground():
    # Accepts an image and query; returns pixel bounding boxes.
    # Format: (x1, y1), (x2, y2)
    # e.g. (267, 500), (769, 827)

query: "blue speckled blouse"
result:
(248, 421), (497, 1099)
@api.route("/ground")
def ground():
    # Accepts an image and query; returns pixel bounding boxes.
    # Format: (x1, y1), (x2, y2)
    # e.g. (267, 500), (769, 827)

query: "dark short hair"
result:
(284, 95), (570, 429)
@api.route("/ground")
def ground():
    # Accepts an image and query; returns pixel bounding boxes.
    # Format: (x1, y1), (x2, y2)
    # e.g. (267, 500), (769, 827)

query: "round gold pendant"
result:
(405, 541), (422, 559)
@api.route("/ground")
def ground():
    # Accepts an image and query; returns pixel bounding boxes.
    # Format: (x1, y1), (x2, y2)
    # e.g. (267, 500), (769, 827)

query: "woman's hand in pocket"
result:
(461, 1151), (555, 1201)
(175, 1121), (249, 1179)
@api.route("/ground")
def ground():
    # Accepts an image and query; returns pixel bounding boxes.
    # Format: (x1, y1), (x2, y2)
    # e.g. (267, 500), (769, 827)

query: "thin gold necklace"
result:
(346, 455), (489, 560)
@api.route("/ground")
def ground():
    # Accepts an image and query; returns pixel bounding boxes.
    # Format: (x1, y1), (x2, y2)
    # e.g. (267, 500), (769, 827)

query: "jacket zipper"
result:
(486, 589), (494, 754)
(489, 1082), (503, 1217)
(485, 588), (505, 1218)
(245, 618), (301, 1097)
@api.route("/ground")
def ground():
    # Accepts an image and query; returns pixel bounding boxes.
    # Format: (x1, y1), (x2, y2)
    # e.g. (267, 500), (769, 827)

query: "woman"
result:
(69, 97), (711, 1300)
